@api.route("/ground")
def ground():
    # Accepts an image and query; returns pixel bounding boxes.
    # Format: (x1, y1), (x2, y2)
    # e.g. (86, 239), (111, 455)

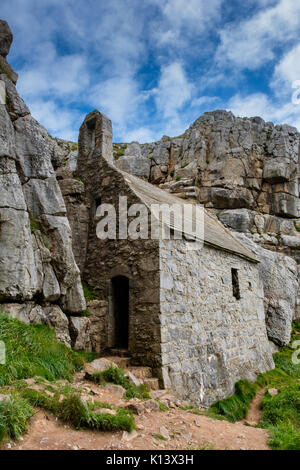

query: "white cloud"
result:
(161, 0), (222, 30)
(216, 0), (300, 70)
(154, 0), (223, 48)
(89, 74), (147, 128)
(153, 62), (194, 118)
(227, 92), (300, 130)
(273, 42), (300, 88)
(122, 127), (160, 144)
(29, 99), (84, 141)
(18, 43), (89, 100)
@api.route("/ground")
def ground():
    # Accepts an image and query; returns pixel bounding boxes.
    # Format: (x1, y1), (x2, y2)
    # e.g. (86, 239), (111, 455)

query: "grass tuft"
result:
(0, 314), (84, 386)
(0, 396), (33, 444)
(90, 366), (152, 400)
(209, 321), (300, 449)
(82, 282), (99, 303)
(22, 388), (135, 432)
(209, 380), (258, 423)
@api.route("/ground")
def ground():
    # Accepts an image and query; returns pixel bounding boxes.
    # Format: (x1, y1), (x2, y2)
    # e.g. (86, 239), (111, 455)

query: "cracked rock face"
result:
(0, 20), (13, 58)
(113, 111), (300, 219)
(0, 25), (86, 342)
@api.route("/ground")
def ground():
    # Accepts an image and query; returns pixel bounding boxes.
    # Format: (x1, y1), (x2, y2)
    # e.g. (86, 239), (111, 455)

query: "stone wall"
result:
(76, 111), (162, 369)
(159, 239), (274, 407)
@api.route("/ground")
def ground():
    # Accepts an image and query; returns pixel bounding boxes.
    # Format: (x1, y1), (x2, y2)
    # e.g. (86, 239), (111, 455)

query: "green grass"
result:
(0, 314), (84, 386)
(90, 365), (152, 400)
(208, 321), (300, 449)
(113, 146), (126, 160)
(22, 388), (135, 432)
(209, 380), (259, 423)
(30, 218), (41, 233)
(157, 399), (168, 411)
(82, 281), (99, 303)
(293, 221), (300, 233)
(0, 396), (34, 444)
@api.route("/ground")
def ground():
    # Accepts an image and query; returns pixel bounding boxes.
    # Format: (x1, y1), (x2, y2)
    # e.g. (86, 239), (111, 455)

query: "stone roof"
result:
(120, 170), (258, 263)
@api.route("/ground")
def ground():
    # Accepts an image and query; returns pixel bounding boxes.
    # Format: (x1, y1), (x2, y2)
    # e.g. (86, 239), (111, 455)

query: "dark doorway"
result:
(111, 276), (129, 349)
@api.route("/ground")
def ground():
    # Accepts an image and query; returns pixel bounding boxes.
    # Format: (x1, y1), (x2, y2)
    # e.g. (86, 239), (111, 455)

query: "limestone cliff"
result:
(110, 111), (300, 343)
(1, 18), (300, 356)
(0, 21), (86, 347)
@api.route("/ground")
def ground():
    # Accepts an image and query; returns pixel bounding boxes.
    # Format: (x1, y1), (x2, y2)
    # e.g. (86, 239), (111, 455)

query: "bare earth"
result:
(2, 381), (269, 451)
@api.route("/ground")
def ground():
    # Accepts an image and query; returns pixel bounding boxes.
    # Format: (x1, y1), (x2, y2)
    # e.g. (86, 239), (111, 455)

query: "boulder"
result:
(84, 358), (118, 377)
(0, 302), (47, 325)
(0, 20), (13, 58)
(219, 209), (253, 233)
(69, 316), (92, 352)
(105, 384), (126, 397)
(0, 55), (18, 84)
(42, 263), (61, 302)
(43, 305), (71, 347)
(14, 115), (55, 179)
(0, 208), (39, 301)
(233, 232), (298, 346)
(23, 177), (66, 217)
(0, 102), (15, 158)
(115, 154), (151, 179)
(0, 74), (30, 120)
(60, 276), (86, 314)
(263, 158), (296, 184)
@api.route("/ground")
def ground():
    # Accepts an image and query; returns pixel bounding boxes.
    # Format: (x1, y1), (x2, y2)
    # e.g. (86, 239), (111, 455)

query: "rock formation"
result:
(110, 111), (300, 344)
(1, 18), (300, 371)
(0, 21), (86, 346)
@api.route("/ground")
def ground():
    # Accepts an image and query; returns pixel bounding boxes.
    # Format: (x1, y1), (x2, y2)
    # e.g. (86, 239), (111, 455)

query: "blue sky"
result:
(1, 0), (300, 142)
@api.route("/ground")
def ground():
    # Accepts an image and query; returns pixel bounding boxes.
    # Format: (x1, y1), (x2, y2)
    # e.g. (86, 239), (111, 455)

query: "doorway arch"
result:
(110, 275), (129, 349)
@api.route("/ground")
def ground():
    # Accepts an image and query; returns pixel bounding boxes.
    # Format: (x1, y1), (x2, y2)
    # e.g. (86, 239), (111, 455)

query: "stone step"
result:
(151, 389), (169, 399)
(142, 377), (160, 391)
(105, 356), (132, 369)
(127, 366), (152, 379)
(109, 348), (131, 357)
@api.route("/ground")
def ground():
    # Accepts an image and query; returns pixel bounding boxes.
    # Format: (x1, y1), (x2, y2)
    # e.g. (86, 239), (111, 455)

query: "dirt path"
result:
(3, 407), (269, 451)
(242, 389), (265, 427)
(1, 364), (270, 451)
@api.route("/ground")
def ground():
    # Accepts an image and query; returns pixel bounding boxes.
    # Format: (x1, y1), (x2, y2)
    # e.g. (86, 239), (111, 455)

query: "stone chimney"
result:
(76, 110), (113, 182)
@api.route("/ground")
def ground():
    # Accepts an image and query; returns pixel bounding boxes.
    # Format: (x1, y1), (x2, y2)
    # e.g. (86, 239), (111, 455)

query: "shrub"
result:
(0, 396), (33, 444)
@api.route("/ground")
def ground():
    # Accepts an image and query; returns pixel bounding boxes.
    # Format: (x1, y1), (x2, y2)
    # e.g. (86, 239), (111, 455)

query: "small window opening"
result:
(231, 268), (241, 300)
(86, 117), (96, 131)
